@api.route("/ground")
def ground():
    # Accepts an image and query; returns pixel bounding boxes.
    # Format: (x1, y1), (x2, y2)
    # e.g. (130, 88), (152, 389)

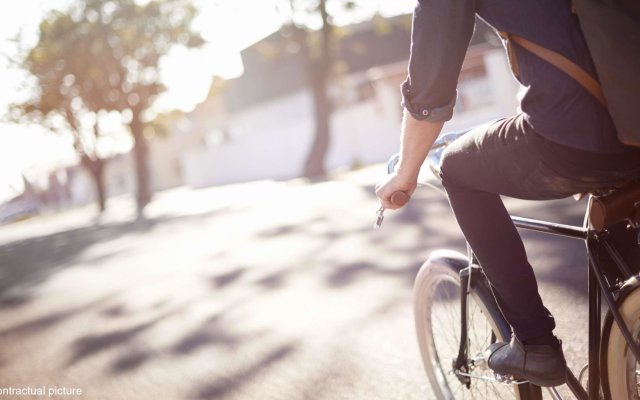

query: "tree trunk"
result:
(302, 0), (332, 179)
(130, 110), (152, 216)
(81, 156), (107, 213)
(304, 77), (330, 178)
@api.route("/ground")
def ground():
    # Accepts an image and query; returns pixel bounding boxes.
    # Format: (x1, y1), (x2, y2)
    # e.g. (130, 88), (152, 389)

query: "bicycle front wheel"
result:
(413, 250), (541, 400)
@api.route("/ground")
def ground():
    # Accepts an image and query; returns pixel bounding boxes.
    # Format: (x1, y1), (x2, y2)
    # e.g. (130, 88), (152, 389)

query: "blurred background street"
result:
(0, 166), (591, 399)
(0, 0), (596, 399)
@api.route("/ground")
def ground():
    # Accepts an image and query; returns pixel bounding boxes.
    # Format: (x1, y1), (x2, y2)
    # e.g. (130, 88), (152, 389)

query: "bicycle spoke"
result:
(421, 271), (523, 399)
(432, 308), (460, 352)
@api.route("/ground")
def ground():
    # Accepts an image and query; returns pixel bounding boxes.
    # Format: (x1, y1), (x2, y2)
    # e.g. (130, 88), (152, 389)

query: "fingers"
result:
(382, 191), (410, 210)
(380, 197), (396, 210)
(375, 174), (417, 211)
(390, 191), (410, 207)
(374, 185), (392, 209)
(375, 185), (409, 210)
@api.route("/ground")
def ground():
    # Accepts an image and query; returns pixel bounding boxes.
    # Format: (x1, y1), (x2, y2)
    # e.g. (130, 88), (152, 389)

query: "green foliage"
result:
(11, 0), (205, 212)
(14, 0), (203, 146)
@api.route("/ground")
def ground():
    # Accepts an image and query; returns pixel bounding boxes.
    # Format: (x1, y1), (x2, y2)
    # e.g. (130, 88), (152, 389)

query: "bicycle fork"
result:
(453, 263), (480, 388)
(453, 260), (588, 398)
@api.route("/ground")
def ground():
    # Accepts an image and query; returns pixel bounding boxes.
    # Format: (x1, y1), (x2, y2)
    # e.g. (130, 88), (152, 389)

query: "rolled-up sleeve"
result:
(401, 0), (476, 122)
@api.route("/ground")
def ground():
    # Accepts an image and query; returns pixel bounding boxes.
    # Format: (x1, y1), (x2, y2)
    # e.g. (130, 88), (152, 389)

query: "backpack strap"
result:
(500, 32), (607, 107)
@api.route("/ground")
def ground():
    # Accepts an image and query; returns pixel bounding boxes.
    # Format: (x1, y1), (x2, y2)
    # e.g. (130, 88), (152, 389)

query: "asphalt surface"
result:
(0, 166), (595, 399)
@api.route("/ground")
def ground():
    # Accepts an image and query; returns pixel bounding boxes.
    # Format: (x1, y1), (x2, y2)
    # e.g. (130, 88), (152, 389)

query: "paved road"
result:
(0, 166), (596, 399)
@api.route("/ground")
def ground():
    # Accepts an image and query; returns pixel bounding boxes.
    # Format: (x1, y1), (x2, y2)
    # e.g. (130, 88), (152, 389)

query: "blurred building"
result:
(152, 87), (229, 190)
(46, 155), (135, 208)
(1, 15), (522, 216)
(147, 108), (216, 192)
(174, 16), (520, 187)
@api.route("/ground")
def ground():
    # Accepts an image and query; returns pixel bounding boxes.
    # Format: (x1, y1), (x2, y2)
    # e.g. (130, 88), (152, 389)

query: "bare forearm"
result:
(375, 111), (443, 209)
(396, 110), (444, 182)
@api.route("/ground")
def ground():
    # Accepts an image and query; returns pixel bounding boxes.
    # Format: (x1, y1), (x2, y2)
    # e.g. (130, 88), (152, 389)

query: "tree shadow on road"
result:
(0, 209), (229, 308)
(66, 313), (169, 367)
(0, 292), (31, 309)
(109, 349), (153, 373)
(193, 343), (297, 400)
(210, 269), (246, 289)
(324, 260), (425, 289)
(169, 315), (253, 358)
(103, 296), (263, 376)
(0, 292), (118, 337)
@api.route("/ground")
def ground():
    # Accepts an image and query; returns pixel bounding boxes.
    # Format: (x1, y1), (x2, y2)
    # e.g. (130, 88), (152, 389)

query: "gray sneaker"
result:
(485, 335), (567, 387)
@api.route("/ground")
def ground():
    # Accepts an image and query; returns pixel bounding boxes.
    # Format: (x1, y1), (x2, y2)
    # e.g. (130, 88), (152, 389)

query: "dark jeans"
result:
(439, 114), (640, 341)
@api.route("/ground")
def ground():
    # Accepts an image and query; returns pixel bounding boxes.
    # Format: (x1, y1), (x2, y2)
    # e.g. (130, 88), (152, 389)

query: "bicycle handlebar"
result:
(390, 191), (410, 207)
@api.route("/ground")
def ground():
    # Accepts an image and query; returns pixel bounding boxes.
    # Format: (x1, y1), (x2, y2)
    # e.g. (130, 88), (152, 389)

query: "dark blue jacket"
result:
(401, 0), (635, 154)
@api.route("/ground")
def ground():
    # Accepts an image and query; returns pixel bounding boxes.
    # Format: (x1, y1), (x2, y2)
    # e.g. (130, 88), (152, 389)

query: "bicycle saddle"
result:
(588, 180), (640, 232)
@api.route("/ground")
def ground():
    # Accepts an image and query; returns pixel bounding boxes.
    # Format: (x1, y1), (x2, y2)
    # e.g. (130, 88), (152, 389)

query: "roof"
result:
(223, 15), (498, 113)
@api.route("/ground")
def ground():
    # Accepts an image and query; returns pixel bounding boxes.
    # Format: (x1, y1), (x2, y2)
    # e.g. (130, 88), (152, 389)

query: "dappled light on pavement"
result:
(0, 166), (589, 399)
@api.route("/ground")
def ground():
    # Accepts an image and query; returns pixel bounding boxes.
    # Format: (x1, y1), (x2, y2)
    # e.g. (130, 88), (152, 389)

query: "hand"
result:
(375, 173), (417, 210)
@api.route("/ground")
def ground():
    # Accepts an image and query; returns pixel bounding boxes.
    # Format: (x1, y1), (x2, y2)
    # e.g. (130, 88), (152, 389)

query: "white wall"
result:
(326, 98), (401, 169)
(182, 48), (520, 188)
(182, 92), (314, 187)
(182, 87), (403, 187)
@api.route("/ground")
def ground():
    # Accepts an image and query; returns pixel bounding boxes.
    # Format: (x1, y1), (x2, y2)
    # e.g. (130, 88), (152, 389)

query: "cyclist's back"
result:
(477, 0), (628, 154)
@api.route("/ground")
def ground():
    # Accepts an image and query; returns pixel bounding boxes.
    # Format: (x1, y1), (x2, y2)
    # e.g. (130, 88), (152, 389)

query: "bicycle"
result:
(385, 130), (640, 399)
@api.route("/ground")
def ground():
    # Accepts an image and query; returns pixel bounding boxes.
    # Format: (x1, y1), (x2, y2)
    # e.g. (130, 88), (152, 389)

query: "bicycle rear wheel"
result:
(413, 250), (542, 400)
(604, 284), (640, 400)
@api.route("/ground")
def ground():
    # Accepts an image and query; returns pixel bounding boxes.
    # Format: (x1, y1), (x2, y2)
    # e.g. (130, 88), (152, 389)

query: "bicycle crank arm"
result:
(453, 370), (530, 386)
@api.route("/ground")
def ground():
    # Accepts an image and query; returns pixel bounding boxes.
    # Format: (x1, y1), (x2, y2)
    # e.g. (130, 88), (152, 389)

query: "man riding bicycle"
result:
(375, 0), (640, 387)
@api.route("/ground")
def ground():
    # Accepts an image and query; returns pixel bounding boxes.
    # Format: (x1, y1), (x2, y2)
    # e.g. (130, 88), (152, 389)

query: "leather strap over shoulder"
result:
(499, 32), (607, 108)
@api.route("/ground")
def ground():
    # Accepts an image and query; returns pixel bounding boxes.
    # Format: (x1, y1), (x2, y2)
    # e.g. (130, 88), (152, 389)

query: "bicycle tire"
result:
(603, 281), (640, 400)
(413, 250), (542, 400)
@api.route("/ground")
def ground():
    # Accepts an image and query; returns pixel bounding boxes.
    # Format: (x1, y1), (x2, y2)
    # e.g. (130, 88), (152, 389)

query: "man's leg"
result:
(438, 115), (575, 386)
(440, 183), (556, 341)
(439, 116), (566, 341)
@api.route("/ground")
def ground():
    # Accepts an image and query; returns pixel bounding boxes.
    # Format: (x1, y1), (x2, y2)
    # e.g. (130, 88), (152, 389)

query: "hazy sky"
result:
(0, 0), (414, 201)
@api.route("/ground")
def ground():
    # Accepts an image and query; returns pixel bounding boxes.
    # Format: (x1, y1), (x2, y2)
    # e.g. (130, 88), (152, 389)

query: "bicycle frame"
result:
(500, 214), (640, 400)
(448, 211), (640, 400)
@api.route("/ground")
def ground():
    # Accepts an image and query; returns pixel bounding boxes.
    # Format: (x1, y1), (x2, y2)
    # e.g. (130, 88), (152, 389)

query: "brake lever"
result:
(373, 192), (410, 229)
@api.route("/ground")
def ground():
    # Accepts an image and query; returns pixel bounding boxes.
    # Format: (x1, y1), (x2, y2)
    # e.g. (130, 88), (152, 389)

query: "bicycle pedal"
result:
(494, 373), (528, 385)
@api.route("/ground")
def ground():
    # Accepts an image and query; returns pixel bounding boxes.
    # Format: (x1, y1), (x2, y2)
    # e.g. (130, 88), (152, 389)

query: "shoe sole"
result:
(493, 373), (566, 387)
(490, 366), (567, 387)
